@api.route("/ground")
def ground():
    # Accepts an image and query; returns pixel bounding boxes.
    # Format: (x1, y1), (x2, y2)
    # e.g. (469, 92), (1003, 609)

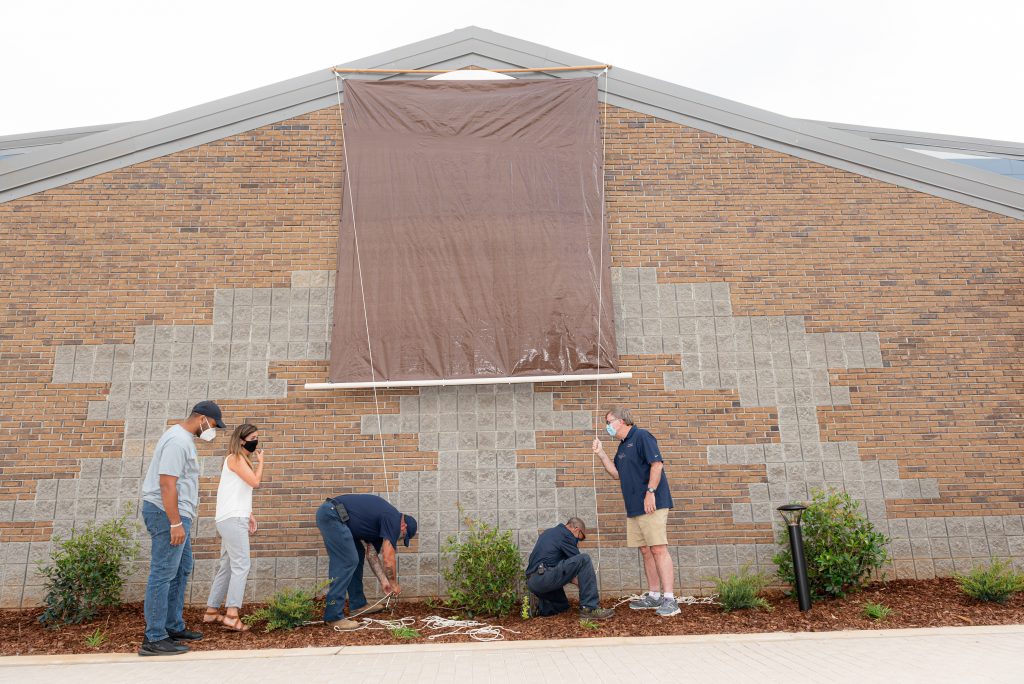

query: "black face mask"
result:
(241, 439), (258, 453)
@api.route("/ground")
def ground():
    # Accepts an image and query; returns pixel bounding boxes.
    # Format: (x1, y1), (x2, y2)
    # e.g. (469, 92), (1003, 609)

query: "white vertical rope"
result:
(334, 74), (390, 498)
(590, 67), (611, 575)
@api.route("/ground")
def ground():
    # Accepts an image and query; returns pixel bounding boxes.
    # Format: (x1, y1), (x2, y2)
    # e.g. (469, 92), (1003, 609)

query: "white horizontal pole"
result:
(304, 372), (632, 390)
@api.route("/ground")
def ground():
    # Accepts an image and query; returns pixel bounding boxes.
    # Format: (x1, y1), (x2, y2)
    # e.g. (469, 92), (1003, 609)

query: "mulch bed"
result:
(2, 578), (1023, 657)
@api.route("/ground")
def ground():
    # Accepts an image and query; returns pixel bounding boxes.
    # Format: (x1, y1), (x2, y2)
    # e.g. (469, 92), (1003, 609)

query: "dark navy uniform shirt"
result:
(526, 524), (580, 575)
(614, 425), (673, 517)
(334, 494), (402, 553)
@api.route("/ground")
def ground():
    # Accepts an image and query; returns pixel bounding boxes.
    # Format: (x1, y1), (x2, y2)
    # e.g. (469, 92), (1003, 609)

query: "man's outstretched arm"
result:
(364, 542), (393, 594)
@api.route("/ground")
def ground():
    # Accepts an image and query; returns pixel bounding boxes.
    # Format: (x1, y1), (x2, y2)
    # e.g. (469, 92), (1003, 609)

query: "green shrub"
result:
(955, 559), (1024, 604)
(37, 509), (140, 626)
(711, 565), (772, 612)
(442, 513), (522, 617)
(862, 602), (892, 621)
(773, 489), (889, 599)
(243, 581), (329, 632)
(579, 618), (601, 630)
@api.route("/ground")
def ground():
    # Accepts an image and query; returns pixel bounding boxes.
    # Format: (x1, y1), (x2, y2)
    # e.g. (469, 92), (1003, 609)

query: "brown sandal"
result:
(203, 609), (224, 625)
(221, 615), (250, 632)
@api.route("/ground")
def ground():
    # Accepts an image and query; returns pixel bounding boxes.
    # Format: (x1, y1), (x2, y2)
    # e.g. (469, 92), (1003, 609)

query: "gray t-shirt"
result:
(141, 424), (200, 520)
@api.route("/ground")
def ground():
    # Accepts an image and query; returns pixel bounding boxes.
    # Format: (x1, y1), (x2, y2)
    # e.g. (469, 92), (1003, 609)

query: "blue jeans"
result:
(142, 501), (193, 642)
(316, 502), (362, 622)
(526, 554), (600, 615)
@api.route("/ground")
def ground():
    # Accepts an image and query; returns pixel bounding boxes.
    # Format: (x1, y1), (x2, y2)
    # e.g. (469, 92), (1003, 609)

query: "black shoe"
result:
(167, 627), (203, 641)
(139, 638), (190, 656)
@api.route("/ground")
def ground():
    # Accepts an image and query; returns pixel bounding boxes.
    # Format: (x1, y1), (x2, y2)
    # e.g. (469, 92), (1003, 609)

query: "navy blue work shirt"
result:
(614, 425), (673, 518)
(334, 494), (402, 553)
(526, 524), (580, 575)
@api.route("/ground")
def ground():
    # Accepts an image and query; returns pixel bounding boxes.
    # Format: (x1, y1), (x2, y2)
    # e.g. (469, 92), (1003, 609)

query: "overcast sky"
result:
(2, 0), (1020, 142)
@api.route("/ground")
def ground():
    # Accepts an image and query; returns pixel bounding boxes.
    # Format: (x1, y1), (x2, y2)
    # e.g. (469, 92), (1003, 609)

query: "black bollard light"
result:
(777, 504), (812, 611)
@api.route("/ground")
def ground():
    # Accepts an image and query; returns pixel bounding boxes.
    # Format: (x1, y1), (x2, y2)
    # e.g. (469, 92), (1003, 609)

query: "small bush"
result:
(521, 594), (531, 620)
(391, 626), (420, 640)
(773, 489), (889, 599)
(37, 509), (140, 626)
(579, 618), (601, 630)
(243, 581), (329, 632)
(862, 602), (892, 621)
(955, 559), (1024, 604)
(711, 565), (772, 612)
(442, 513), (522, 617)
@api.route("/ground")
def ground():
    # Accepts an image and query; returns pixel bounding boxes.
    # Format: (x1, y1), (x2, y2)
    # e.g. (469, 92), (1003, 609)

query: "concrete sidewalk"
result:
(2, 625), (1022, 684)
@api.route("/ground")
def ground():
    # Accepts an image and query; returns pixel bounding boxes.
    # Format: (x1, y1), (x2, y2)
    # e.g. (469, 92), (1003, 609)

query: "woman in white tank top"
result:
(203, 423), (265, 631)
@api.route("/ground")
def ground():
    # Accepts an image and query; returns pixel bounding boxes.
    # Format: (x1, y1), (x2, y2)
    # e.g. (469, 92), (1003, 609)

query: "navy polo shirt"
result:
(614, 425), (673, 518)
(526, 524), (580, 575)
(334, 494), (402, 553)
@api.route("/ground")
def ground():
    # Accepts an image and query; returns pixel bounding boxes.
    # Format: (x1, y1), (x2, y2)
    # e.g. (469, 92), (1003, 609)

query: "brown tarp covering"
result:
(329, 77), (617, 383)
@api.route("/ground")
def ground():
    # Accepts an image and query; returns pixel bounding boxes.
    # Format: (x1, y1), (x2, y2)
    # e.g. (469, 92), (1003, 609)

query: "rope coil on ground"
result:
(610, 594), (720, 609)
(336, 613), (519, 641)
(421, 615), (520, 642)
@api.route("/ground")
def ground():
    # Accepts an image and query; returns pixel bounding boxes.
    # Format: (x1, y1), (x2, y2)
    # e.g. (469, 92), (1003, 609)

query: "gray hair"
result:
(605, 407), (634, 426)
(566, 517), (587, 534)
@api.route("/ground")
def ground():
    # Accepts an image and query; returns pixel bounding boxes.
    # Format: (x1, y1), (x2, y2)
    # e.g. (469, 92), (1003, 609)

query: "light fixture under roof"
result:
(427, 69), (514, 81)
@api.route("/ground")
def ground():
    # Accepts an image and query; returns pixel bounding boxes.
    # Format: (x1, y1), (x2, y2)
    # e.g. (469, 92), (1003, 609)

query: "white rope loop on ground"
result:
(337, 613), (520, 642)
(421, 615), (520, 642)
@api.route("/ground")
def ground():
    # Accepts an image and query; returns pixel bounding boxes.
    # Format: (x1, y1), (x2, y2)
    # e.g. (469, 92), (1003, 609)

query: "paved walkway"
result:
(2, 625), (1022, 684)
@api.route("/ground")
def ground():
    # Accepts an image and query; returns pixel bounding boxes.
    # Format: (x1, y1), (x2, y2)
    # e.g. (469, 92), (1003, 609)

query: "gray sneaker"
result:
(655, 597), (681, 617)
(628, 593), (661, 610)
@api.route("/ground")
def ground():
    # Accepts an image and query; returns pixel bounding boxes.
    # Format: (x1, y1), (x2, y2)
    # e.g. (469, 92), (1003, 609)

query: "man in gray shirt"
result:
(138, 400), (225, 656)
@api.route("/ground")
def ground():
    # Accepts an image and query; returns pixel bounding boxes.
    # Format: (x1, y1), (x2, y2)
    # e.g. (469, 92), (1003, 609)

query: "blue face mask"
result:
(606, 423), (617, 437)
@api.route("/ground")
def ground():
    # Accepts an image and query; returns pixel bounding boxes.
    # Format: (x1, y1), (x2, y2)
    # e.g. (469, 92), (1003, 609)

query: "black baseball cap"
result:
(192, 400), (226, 428)
(403, 514), (418, 547)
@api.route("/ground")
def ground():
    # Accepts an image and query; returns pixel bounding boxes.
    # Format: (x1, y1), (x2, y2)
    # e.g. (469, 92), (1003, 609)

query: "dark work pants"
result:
(526, 554), (600, 615)
(316, 502), (360, 622)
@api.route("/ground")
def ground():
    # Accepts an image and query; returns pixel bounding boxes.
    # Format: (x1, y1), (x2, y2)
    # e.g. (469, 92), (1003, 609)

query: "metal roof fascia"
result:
(0, 122), (135, 151)
(806, 120), (1024, 159)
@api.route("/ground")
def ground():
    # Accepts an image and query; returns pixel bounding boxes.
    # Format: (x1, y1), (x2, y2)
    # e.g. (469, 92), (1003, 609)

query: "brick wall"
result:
(0, 103), (1020, 607)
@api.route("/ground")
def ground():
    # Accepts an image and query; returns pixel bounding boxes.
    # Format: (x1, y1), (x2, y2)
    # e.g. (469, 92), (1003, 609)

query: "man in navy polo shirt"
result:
(315, 493), (418, 630)
(525, 517), (613, 620)
(592, 407), (679, 617)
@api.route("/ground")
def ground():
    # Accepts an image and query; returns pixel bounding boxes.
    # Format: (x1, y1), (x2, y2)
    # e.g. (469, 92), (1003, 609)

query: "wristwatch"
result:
(646, 487), (656, 494)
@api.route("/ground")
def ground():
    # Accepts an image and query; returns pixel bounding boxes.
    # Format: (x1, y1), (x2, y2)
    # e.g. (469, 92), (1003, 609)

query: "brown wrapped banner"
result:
(329, 77), (617, 383)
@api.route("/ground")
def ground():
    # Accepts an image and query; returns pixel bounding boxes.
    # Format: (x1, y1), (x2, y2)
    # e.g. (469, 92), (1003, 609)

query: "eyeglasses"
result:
(605, 418), (619, 425)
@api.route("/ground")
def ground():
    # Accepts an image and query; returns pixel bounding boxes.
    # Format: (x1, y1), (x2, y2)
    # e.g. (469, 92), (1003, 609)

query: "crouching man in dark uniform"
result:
(525, 517), (613, 620)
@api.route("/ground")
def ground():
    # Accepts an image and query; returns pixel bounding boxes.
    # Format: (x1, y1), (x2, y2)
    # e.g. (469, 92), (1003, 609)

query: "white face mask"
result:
(198, 417), (217, 442)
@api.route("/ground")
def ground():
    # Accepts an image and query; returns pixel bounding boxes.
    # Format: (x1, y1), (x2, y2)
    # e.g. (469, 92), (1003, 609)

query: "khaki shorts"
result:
(625, 508), (669, 548)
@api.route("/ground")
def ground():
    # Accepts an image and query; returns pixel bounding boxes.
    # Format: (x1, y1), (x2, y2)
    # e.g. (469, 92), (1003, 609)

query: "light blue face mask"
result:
(606, 422), (617, 437)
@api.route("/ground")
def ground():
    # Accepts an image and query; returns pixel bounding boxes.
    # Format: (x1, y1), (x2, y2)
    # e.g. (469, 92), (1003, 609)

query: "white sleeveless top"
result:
(215, 456), (253, 522)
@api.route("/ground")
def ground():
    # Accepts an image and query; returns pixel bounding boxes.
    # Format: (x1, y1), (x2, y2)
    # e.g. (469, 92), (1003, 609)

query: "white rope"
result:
(610, 593), (720, 609)
(590, 67), (611, 575)
(334, 612), (519, 641)
(347, 616), (417, 631)
(421, 615), (520, 642)
(334, 74), (390, 498)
